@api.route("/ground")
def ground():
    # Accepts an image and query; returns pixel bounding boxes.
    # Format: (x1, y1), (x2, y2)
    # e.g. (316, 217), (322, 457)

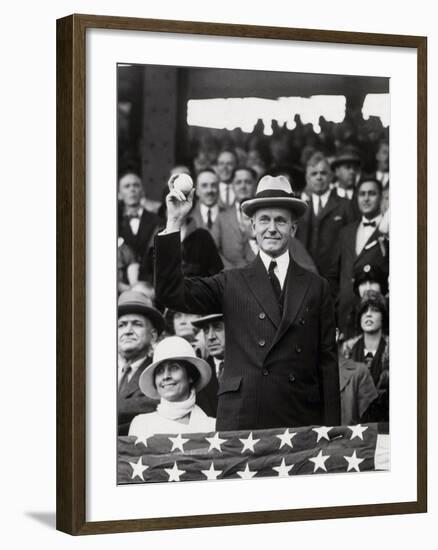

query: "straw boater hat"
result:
(191, 313), (224, 329)
(138, 336), (212, 399)
(240, 175), (307, 219)
(118, 290), (165, 334)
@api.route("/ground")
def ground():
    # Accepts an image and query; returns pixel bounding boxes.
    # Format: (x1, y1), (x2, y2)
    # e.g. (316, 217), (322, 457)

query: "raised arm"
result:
(154, 176), (225, 314)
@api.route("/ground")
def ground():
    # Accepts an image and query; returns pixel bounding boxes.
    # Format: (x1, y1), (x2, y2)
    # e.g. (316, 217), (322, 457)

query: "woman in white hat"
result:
(128, 336), (215, 435)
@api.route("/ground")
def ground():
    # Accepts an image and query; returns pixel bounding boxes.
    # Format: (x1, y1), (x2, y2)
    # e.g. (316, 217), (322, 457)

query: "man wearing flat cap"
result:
(117, 290), (165, 435)
(154, 173), (340, 431)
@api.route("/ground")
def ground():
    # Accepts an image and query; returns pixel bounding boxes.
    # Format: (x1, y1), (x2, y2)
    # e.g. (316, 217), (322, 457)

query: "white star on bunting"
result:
(205, 432), (227, 452)
(239, 432), (260, 453)
(165, 462), (185, 482)
(169, 434), (189, 452)
(134, 433), (152, 448)
(348, 424), (368, 441)
(344, 451), (365, 472)
(129, 457), (148, 481)
(201, 461), (222, 480)
(276, 428), (297, 449)
(237, 463), (258, 480)
(273, 458), (294, 477)
(312, 426), (333, 442)
(309, 450), (330, 472)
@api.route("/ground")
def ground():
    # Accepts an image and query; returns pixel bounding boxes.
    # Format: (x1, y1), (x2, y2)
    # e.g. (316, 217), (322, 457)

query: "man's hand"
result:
(165, 174), (195, 232)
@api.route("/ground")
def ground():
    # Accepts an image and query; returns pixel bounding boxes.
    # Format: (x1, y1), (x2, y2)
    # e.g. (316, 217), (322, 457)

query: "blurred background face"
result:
(306, 160), (331, 195)
(202, 321), (225, 358)
(232, 168), (256, 203)
(335, 162), (360, 189)
(252, 207), (295, 257)
(360, 306), (383, 333)
(118, 314), (156, 359)
(173, 312), (201, 340)
(154, 361), (191, 402)
(195, 171), (219, 206)
(216, 151), (237, 183)
(376, 142), (389, 171)
(118, 174), (143, 207)
(357, 180), (381, 218)
(358, 280), (381, 297)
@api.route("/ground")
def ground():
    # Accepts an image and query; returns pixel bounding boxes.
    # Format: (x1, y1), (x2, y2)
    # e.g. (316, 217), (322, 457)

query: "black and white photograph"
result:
(116, 63), (391, 484)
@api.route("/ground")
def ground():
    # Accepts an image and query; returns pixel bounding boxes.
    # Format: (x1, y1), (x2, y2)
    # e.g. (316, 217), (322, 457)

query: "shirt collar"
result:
(199, 203), (218, 216)
(259, 248), (290, 272)
(118, 354), (148, 373)
(312, 188), (331, 204)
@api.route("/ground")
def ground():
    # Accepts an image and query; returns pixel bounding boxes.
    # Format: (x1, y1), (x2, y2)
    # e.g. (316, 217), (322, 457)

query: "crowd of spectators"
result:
(117, 110), (390, 434)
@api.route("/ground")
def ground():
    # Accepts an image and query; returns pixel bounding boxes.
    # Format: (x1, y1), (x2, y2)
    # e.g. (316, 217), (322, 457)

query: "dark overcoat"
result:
(117, 358), (158, 435)
(296, 190), (355, 281)
(329, 222), (389, 337)
(155, 233), (340, 431)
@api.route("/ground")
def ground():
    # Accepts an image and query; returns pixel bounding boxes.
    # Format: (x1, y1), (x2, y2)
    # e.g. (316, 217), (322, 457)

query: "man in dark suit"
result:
(183, 168), (223, 239)
(117, 290), (165, 435)
(328, 178), (389, 338)
(191, 313), (225, 417)
(154, 174), (340, 431)
(296, 152), (355, 283)
(118, 172), (162, 281)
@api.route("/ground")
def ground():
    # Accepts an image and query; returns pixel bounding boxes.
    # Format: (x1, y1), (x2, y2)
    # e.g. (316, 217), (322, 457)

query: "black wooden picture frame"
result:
(56, 13), (427, 535)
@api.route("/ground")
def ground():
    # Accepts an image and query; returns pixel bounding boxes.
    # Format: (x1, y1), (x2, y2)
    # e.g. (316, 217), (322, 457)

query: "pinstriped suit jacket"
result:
(155, 232), (340, 431)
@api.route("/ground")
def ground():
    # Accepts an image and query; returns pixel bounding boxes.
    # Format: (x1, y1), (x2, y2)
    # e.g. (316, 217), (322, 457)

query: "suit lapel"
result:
(119, 358), (149, 398)
(345, 221), (360, 262)
(317, 190), (338, 222)
(354, 227), (382, 264)
(270, 260), (311, 349)
(242, 256), (282, 328)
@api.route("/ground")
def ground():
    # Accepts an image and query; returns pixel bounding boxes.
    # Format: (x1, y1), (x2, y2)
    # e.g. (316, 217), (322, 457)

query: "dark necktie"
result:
(217, 361), (224, 380)
(119, 365), (132, 393)
(268, 260), (282, 302)
(207, 207), (213, 229)
(363, 221), (376, 227)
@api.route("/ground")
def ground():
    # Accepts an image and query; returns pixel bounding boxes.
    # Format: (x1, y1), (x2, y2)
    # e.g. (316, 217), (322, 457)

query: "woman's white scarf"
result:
(156, 388), (196, 421)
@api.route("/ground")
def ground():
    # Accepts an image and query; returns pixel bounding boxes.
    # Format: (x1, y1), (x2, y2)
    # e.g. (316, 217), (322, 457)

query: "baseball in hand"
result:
(173, 174), (193, 195)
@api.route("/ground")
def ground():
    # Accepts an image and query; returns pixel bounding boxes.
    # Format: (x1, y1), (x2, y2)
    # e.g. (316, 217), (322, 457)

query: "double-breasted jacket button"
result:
(288, 373), (296, 383)
(259, 312), (266, 320)
(295, 345), (302, 353)
(262, 368), (269, 376)
(258, 339), (266, 347)
(299, 318), (306, 326)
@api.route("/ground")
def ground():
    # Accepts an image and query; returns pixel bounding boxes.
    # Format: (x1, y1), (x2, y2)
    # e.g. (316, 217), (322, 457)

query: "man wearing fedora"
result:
(117, 290), (165, 435)
(154, 173), (340, 431)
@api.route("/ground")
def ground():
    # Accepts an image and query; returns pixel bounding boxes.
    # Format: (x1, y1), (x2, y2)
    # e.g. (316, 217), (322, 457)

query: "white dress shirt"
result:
(219, 181), (235, 206)
(199, 203), (219, 226)
(335, 185), (354, 200)
(311, 189), (331, 215)
(376, 171), (390, 188)
(126, 207), (143, 235)
(356, 215), (382, 256)
(259, 249), (290, 289)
